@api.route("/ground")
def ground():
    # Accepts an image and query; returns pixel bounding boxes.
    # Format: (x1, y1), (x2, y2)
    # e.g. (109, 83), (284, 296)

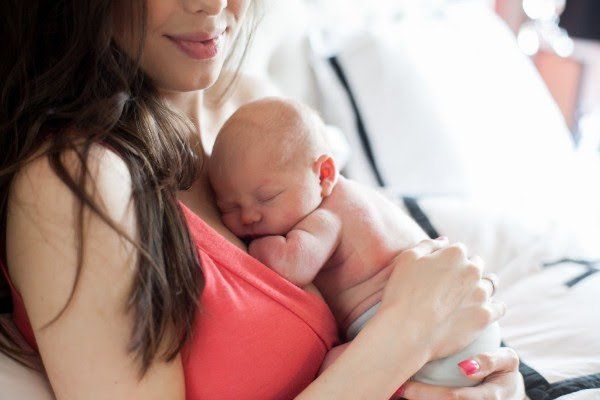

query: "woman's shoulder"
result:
(7, 139), (135, 291)
(6, 139), (186, 399)
(10, 140), (132, 220)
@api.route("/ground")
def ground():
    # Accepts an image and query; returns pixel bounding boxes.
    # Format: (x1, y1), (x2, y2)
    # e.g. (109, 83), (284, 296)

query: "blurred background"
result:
(238, 0), (600, 229)
(497, 0), (600, 150)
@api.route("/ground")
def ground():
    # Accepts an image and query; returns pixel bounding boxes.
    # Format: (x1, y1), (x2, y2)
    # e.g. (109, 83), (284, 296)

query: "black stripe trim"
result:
(542, 258), (600, 268)
(327, 56), (386, 187)
(401, 197), (440, 239)
(501, 342), (600, 398)
(526, 373), (600, 400)
(541, 258), (600, 287)
(565, 268), (599, 287)
(501, 341), (551, 396)
(520, 362), (551, 397)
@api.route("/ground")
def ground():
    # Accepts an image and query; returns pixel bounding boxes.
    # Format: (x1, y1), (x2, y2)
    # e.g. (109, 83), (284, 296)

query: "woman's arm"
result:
(6, 145), (185, 400)
(297, 239), (508, 399)
(298, 309), (431, 399)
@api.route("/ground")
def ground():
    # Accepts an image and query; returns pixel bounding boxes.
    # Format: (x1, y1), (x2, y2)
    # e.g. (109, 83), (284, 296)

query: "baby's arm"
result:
(249, 209), (342, 286)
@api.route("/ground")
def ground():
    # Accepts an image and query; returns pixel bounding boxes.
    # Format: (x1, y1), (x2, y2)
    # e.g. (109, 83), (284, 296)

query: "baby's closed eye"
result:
(257, 190), (284, 203)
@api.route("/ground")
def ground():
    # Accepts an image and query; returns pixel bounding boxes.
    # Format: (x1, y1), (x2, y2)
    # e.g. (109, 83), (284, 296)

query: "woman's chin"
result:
(180, 74), (220, 92)
(155, 68), (223, 93)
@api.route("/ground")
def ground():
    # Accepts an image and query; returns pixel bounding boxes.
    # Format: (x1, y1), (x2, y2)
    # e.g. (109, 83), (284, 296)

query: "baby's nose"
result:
(241, 209), (262, 225)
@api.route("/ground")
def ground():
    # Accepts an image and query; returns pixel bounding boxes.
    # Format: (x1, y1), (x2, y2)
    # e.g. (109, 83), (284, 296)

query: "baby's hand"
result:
(249, 235), (286, 268)
(249, 221), (337, 286)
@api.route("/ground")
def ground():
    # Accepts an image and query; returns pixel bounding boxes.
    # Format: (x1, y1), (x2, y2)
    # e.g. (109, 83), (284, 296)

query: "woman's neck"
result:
(162, 89), (226, 230)
(161, 89), (204, 135)
(161, 88), (214, 161)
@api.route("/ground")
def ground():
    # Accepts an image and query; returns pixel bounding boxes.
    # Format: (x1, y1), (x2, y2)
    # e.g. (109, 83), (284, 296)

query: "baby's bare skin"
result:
(250, 176), (427, 331)
(209, 97), (428, 333)
(209, 98), (501, 387)
(317, 178), (428, 329)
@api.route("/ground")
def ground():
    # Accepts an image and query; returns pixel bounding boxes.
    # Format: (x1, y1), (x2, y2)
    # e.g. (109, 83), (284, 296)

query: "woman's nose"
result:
(182, 0), (227, 16)
(240, 208), (261, 225)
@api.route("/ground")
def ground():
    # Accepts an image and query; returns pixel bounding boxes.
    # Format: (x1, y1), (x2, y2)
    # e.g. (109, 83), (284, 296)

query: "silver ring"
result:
(482, 274), (499, 297)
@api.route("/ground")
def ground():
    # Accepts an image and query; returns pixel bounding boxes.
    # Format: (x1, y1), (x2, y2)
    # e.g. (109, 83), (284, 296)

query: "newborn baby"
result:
(208, 97), (500, 387)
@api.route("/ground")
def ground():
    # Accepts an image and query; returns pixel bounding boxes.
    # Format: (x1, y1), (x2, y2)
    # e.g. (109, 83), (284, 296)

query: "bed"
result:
(1, 1), (599, 399)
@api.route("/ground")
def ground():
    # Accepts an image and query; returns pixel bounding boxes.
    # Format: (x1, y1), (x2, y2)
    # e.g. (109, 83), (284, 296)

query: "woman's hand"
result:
(398, 347), (525, 400)
(298, 238), (509, 399)
(378, 237), (506, 362)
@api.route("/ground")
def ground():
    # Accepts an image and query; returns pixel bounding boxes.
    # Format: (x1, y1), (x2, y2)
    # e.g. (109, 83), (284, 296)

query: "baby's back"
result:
(315, 178), (428, 330)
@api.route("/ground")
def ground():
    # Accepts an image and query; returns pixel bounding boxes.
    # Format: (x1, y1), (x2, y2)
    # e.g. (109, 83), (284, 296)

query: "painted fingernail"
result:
(393, 384), (406, 397)
(458, 359), (480, 376)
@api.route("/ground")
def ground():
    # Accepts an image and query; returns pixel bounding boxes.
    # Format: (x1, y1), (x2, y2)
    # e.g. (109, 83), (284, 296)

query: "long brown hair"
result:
(0, 0), (261, 376)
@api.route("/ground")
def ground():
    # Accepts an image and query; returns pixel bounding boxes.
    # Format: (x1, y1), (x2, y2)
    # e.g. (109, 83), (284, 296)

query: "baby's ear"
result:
(314, 155), (338, 197)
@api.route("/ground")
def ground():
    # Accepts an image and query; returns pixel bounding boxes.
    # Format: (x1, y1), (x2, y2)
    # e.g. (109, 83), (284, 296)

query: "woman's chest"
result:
(177, 179), (246, 251)
(181, 248), (337, 400)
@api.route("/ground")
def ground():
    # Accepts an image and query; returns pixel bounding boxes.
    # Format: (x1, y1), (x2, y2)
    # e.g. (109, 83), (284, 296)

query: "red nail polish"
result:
(458, 359), (480, 376)
(394, 384), (406, 397)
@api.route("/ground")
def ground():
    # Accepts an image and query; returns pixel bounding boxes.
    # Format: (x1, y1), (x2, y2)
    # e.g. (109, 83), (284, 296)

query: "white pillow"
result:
(403, 196), (600, 399)
(310, 2), (598, 216)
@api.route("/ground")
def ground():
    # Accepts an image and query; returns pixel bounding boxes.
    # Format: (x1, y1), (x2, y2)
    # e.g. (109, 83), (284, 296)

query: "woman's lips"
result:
(166, 32), (223, 60)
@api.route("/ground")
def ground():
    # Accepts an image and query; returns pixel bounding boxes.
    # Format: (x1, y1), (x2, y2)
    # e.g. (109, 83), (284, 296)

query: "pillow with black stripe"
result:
(401, 196), (600, 399)
(310, 2), (591, 216)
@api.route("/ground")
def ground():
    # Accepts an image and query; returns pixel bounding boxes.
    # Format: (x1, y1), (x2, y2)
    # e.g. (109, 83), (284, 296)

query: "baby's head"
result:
(208, 97), (337, 239)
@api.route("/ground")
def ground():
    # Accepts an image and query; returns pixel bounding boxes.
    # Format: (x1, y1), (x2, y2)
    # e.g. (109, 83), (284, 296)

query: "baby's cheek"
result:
(259, 210), (283, 232)
(277, 208), (304, 232)
(221, 213), (239, 231)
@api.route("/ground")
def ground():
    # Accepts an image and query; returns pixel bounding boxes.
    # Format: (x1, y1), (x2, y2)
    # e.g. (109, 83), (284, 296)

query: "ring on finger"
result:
(482, 273), (499, 297)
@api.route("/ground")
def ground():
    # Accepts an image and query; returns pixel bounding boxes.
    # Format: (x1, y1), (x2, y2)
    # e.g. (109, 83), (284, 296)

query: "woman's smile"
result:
(165, 29), (227, 60)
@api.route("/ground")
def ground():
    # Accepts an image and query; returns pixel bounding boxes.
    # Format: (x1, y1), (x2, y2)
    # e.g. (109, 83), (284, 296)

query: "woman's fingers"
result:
(487, 300), (507, 324)
(470, 274), (499, 306)
(398, 380), (457, 400)
(481, 273), (499, 297)
(401, 237), (449, 260)
(398, 380), (497, 400)
(469, 254), (485, 270)
(458, 347), (520, 381)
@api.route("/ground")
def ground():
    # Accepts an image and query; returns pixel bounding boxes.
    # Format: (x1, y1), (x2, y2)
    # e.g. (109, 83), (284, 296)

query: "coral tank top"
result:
(0, 200), (339, 399)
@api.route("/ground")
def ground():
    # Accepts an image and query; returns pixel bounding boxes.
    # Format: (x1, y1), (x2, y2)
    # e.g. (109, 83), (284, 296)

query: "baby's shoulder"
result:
(305, 205), (342, 230)
(324, 179), (378, 217)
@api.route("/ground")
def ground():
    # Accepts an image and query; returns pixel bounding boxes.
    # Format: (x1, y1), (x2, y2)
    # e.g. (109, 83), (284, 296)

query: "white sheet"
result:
(413, 196), (600, 399)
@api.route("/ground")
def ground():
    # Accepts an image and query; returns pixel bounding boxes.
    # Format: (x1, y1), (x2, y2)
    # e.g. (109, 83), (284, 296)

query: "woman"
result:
(0, 0), (524, 399)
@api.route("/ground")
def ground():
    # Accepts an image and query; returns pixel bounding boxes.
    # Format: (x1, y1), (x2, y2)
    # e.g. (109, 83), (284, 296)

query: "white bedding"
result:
(405, 196), (600, 399)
